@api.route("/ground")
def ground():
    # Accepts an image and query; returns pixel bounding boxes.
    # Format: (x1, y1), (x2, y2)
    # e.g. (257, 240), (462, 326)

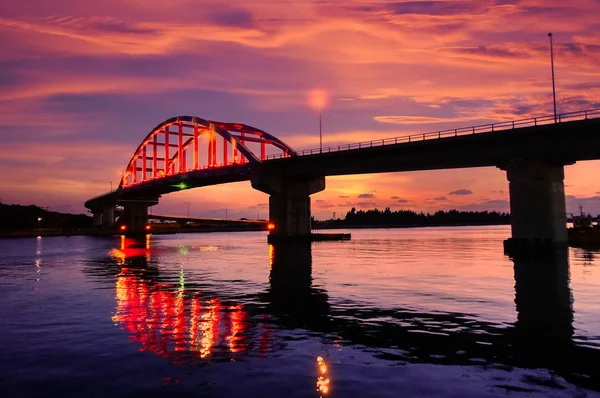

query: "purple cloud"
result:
(357, 201), (377, 207)
(210, 10), (254, 28)
(386, 1), (478, 16)
(449, 189), (473, 196)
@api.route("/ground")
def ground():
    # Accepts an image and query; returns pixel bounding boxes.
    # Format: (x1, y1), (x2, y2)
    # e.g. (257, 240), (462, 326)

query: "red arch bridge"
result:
(86, 109), (600, 248)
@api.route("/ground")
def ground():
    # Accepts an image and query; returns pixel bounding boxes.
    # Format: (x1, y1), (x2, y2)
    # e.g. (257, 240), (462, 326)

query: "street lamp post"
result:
(184, 202), (190, 218)
(548, 33), (558, 122)
(319, 107), (322, 151)
(309, 89), (328, 152)
(37, 217), (42, 229)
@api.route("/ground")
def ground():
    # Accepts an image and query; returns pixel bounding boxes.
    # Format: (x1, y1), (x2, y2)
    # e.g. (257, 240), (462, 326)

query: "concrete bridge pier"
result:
(92, 212), (103, 227)
(118, 199), (157, 236)
(502, 160), (569, 254)
(102, 206), (115, 228)
(92, 206), (114, 228)
(252, 174), (325, 242)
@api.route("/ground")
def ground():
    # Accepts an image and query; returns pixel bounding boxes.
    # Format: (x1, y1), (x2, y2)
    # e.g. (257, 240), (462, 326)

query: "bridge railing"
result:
(265, 108), (600, 160)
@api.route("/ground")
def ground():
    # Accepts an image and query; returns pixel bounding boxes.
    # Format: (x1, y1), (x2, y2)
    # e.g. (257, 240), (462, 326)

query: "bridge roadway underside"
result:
(88, 119), (600, 247)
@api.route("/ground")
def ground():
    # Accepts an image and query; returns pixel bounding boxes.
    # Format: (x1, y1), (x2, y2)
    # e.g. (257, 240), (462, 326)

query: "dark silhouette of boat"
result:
(568, 206), (600, 247)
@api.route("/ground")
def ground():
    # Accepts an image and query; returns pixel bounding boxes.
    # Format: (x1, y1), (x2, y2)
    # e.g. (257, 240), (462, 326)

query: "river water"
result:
(1, 226), (599, 397)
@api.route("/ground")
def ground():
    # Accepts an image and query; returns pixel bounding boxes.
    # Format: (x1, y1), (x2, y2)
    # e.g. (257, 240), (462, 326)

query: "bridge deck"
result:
(86, 108), (600, 209)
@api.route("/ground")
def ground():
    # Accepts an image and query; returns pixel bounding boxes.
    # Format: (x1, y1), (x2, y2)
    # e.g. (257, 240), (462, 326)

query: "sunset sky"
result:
(1, 0), (600, 219)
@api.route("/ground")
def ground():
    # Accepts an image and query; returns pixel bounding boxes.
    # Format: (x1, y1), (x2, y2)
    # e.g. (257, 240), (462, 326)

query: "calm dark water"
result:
(1, 226), (599, 397)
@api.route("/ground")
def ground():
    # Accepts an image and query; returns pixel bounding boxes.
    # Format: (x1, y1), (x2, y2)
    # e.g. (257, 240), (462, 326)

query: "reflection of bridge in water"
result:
(109, 236), (261, 362)
(100, 237), (600, 391)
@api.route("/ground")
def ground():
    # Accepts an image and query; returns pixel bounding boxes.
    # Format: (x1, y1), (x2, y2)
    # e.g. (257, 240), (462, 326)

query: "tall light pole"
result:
(184, 202), (190, 218)
(222, 205), (228, 219)
(319, 107), (322, 151)
(309, 89), (328, 152)
(548, 33), (558, 122)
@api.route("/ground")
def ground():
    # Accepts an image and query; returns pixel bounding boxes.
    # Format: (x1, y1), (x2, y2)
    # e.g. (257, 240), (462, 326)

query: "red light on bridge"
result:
(267, 222), (275, 231)
(120, 225), (127, 231)
(146, 225), (151, 231)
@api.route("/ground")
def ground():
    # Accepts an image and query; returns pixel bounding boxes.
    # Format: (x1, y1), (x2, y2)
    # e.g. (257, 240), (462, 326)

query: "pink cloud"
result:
(0, 0), (599, 218)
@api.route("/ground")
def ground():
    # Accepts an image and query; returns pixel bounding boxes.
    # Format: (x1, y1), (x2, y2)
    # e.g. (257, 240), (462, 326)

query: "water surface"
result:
(1, 226), (599, 397)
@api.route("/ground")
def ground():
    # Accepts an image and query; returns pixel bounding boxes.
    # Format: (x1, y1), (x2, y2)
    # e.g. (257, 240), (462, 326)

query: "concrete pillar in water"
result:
(503, 160), (568, 250)
(119, 202), (149, 236)
(102, 206), (115, 228)
(251, 174), (325, 241)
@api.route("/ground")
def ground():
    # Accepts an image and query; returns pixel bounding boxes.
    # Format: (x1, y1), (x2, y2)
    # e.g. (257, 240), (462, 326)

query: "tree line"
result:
(0, 203), (92, 231)
(314, 207), (510, 227)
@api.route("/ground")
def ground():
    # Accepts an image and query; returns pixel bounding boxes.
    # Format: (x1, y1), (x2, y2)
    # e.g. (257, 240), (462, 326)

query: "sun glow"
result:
(309, 89), (329, 111)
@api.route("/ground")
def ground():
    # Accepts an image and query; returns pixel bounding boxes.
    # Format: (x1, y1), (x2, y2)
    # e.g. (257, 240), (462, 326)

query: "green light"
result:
(178, 182), (187, 190)
(178, 268), (185, 297)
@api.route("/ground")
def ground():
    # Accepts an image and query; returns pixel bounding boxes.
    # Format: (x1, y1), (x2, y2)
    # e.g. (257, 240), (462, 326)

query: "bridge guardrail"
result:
(265, 108), (600, 160)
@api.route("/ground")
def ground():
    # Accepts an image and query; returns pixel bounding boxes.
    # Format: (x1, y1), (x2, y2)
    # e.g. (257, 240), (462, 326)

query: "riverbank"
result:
(0, 224), (266, 239)
(1, 221), (515, 239)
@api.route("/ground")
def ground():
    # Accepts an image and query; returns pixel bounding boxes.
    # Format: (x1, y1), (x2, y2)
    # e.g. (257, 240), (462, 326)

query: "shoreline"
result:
(0, 222), (512, 239)
(0, 225), (266, 239)
(313, 221), (511, 230)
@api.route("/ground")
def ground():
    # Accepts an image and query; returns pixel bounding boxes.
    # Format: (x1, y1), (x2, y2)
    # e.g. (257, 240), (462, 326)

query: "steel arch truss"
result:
(120, 116), (296, 188)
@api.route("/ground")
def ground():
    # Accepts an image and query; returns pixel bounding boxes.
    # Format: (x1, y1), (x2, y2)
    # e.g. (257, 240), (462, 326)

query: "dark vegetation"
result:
(314, 207), (510, 228)
(0, 203), (92, 231)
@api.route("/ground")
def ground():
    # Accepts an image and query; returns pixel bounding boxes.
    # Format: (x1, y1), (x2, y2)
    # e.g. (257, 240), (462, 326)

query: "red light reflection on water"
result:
(112, 271), (251, 361)
(227, 305), (247, 353)
(109, 237), (273, 362)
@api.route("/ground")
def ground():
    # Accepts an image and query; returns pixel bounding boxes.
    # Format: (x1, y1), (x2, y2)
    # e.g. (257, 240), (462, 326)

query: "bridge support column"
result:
(102, 207), (115, 228)
(118, 201), (154, 236)
(92, 212), (103, 227)
(503, 160), (568, 253)
(252, 175), (325, 242)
